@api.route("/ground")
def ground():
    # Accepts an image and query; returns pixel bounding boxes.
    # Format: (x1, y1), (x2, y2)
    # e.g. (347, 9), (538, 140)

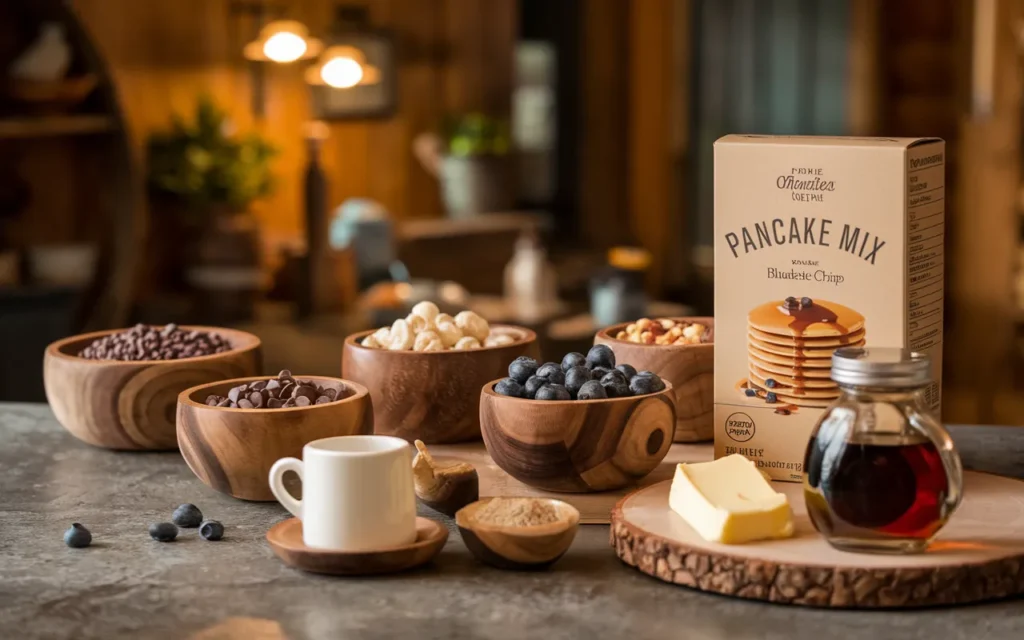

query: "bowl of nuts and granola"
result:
(594, 317), (713, 442)
(342, 302), (539, 444)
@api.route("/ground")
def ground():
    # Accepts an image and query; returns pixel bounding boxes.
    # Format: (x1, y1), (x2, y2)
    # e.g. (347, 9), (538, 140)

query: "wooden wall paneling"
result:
(628, 0), (674, 296)
(579, 0), (629, 253)
(666, 0), (692, 291)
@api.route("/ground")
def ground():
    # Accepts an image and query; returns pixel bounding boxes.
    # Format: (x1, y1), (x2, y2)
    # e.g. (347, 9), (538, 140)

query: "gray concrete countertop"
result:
(1, 403), (1022, 640)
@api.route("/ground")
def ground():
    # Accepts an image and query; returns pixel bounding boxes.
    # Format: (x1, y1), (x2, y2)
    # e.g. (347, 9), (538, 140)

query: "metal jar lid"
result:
(830, 347), (932, 388)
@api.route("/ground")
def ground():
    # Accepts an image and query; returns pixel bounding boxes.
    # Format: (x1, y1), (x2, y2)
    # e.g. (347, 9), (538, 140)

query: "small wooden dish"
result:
(341, 325), (540, 444)
(43, 326), (262, 451)
(479, 379), (676, 493)
(455, 498), (580, 570)
(7, 75), (98, 112)
(176, 376), (373, 501)
(267, 516), (448, 576)
(594, 317), (714, 442)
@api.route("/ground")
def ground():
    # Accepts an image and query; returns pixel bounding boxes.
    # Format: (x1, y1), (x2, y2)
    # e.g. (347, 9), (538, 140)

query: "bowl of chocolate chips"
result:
(176, 370), (372, 501)
(479, 345), (676, 493)
(43, 324), (262, 451)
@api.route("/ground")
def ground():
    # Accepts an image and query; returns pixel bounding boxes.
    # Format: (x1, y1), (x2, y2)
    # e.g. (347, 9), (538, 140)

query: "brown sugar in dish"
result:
(473, 498), (560, 527)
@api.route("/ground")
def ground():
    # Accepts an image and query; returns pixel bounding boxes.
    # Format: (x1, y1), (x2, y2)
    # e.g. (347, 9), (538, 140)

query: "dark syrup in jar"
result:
(804, 431), (949, 544)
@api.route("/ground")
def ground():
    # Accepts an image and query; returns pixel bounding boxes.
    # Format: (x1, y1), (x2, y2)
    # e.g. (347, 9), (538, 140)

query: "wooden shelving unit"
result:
(0, 114), (115, 139)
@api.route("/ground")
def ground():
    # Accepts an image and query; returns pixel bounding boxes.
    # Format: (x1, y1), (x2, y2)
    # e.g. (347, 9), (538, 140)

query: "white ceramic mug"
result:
(268, 435), (417, 551)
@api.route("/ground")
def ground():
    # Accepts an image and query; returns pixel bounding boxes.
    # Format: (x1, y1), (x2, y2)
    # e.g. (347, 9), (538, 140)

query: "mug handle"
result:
(268, 457), (304, 519)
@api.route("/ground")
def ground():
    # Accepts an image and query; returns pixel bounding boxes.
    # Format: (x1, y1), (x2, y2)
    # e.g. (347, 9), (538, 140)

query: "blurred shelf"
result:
(0, 114), (115, 140)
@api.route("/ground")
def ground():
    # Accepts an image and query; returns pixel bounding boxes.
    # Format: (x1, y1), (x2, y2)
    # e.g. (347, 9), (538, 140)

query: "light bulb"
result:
(263, 31), (308, 63)
(320, 56), (364, 88)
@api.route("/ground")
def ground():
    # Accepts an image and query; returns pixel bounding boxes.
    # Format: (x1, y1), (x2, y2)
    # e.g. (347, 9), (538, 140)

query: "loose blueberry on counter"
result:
(495, 378), (526, 398)
(172, 503), (203, 528)
(523, 375), (549, 399)
(576, 380), (608, 400)
(766, 392), (778, 404)
(149, 522), (178, 542)
(600, 371), (631, 398)
(508, 357), (539, 384)
(535, 362), (566, 386)
(63, 523), (92, 548)
(561, 352), (587, 372)
(535, 384), (571, 401)
(564, 366), (593, 398)
(765, 378), (777, 389)
(199, 520), (224, 541)
(615, 364), (638, 380)
(744, 388), (757, 397)
(630, 373), (665, 396)
(586, 344), (616, 370)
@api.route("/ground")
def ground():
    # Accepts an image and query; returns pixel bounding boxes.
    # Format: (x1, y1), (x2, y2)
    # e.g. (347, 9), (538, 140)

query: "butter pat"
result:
(669, 454), (794, 544)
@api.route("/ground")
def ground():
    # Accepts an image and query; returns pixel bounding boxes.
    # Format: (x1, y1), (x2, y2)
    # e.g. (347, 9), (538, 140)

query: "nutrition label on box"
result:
(906, 145), (945, 411)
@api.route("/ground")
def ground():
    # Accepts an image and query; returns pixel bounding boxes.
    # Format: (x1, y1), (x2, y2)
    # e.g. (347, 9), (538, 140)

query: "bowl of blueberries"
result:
(479, 345), (676, 493)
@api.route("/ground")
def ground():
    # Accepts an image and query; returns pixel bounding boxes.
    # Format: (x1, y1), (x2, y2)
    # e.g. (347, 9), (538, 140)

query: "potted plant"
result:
(146, 95), (277, 320)
(413, 113), (513, 218)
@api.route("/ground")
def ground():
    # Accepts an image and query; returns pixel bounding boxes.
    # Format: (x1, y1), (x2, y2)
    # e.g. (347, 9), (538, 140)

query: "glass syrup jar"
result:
(803, 347), (963, 554)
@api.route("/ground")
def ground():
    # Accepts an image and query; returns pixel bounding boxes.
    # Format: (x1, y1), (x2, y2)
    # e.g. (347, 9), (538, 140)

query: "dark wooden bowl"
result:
(594, 317), (714, 442)
(479, 379), (676, 493)
(455, 498), (580, 570)
(341, 325), (539, 444)
(43, 326), (262, 451)
(176, 376), (373, 501)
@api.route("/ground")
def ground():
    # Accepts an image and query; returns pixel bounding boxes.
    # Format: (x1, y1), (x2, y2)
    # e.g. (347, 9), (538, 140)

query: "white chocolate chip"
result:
(453, 336), (481, 350)
(454, 310), (490, 342)
(411, 301), (440, 324)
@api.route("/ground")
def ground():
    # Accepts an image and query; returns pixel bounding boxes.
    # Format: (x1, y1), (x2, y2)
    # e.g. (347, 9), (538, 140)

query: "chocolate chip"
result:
(248, 391), (264, 408)
(251, 380), (267, 391)
(278, 369), (292, 378)
(228, 387), (242, 403)
(76, 324), (231, 361)
(267, 398), (284, 409)
(294, 396), (312, 407)
(315, 396), (331, 405)
(237, 399), (254, 409)
(206, 395), (221, 406)
(204, 371), (346, 410)
(265, 379), (281, 392)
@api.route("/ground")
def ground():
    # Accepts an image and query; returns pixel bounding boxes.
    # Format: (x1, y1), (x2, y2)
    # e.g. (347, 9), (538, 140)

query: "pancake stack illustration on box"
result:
(745, 297), (866, 408)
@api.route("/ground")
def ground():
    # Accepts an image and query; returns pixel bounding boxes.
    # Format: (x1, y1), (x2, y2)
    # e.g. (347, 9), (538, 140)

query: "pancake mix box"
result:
(713, 135), (944, 481)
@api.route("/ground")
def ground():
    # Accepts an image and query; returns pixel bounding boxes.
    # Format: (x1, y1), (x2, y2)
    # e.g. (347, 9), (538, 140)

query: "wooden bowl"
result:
(594, 317), (714, 442)
(7, 75), (98, 112)
(176, 376), (373, 501)
(44, 327), (262, 451)
(341, 325), (540, 444)
(479, 380), (676, 493)
(455, 498), (580, 570)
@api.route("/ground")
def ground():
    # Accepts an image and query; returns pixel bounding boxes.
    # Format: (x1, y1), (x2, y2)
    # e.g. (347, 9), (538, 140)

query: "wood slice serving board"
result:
(611, 471), (1024, 608)
(428, 442), (712, 524)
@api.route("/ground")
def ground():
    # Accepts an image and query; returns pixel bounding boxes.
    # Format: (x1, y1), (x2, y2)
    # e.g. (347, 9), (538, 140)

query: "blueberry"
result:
(765, 378), (777, 389)
(523, 375), (549, 399)
(561, 352), (587, 372)
(495, 378), (525, 398)
(535, 363), (566, 385)
(800, 297), (813, 308)
(600, 371), (630, 398)
(149, 522), (178, 542)
(563, 366), (593, 398)
(199, 520), (224, 541)
(591, 366), (612, 380)
(766, 392), (778, 404)
(744, 388), (757, 397)
(508, 357), (539, 384)
(63, 523), (92, 548)
(535, 384), (571, 401)
(576, 380), (608, 400)
(630, 373), (665, 396)
(785, 296), (797, 305)
(615, 364), (638, 380)
(586, 344), (616, 369)
(172, 503), (203, 528)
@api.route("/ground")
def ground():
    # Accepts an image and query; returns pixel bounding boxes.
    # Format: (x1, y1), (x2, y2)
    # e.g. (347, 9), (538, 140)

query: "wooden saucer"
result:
(266, 517), (448, 576)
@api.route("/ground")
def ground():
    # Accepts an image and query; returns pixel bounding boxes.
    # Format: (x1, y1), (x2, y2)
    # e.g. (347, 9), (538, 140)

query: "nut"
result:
(453, 336), (481, 350)
(411, 301), (440, 324)
(372, 326), (391, 343)
(483, 333), (515, 348)
(387, 319), (415, 350)
(454, 310), (490, 342)
(414, 330), (444, 352)
(361, 334), (381, 348)
(405, 313), (428, 334)
(432, 313), (463, 347)
(615, 318), (710, 346)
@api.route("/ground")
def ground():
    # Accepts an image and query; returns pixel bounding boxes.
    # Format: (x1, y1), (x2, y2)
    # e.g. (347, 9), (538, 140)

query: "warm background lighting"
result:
(243, 20), (321, 63)
(320, 56), (363, 88)
(263, 31), (307, 63)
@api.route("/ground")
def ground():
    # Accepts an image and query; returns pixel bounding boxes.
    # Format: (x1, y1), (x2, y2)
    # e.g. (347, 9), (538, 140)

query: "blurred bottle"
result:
(504, 229), (557, 322)
(591, 247), (650, 327)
